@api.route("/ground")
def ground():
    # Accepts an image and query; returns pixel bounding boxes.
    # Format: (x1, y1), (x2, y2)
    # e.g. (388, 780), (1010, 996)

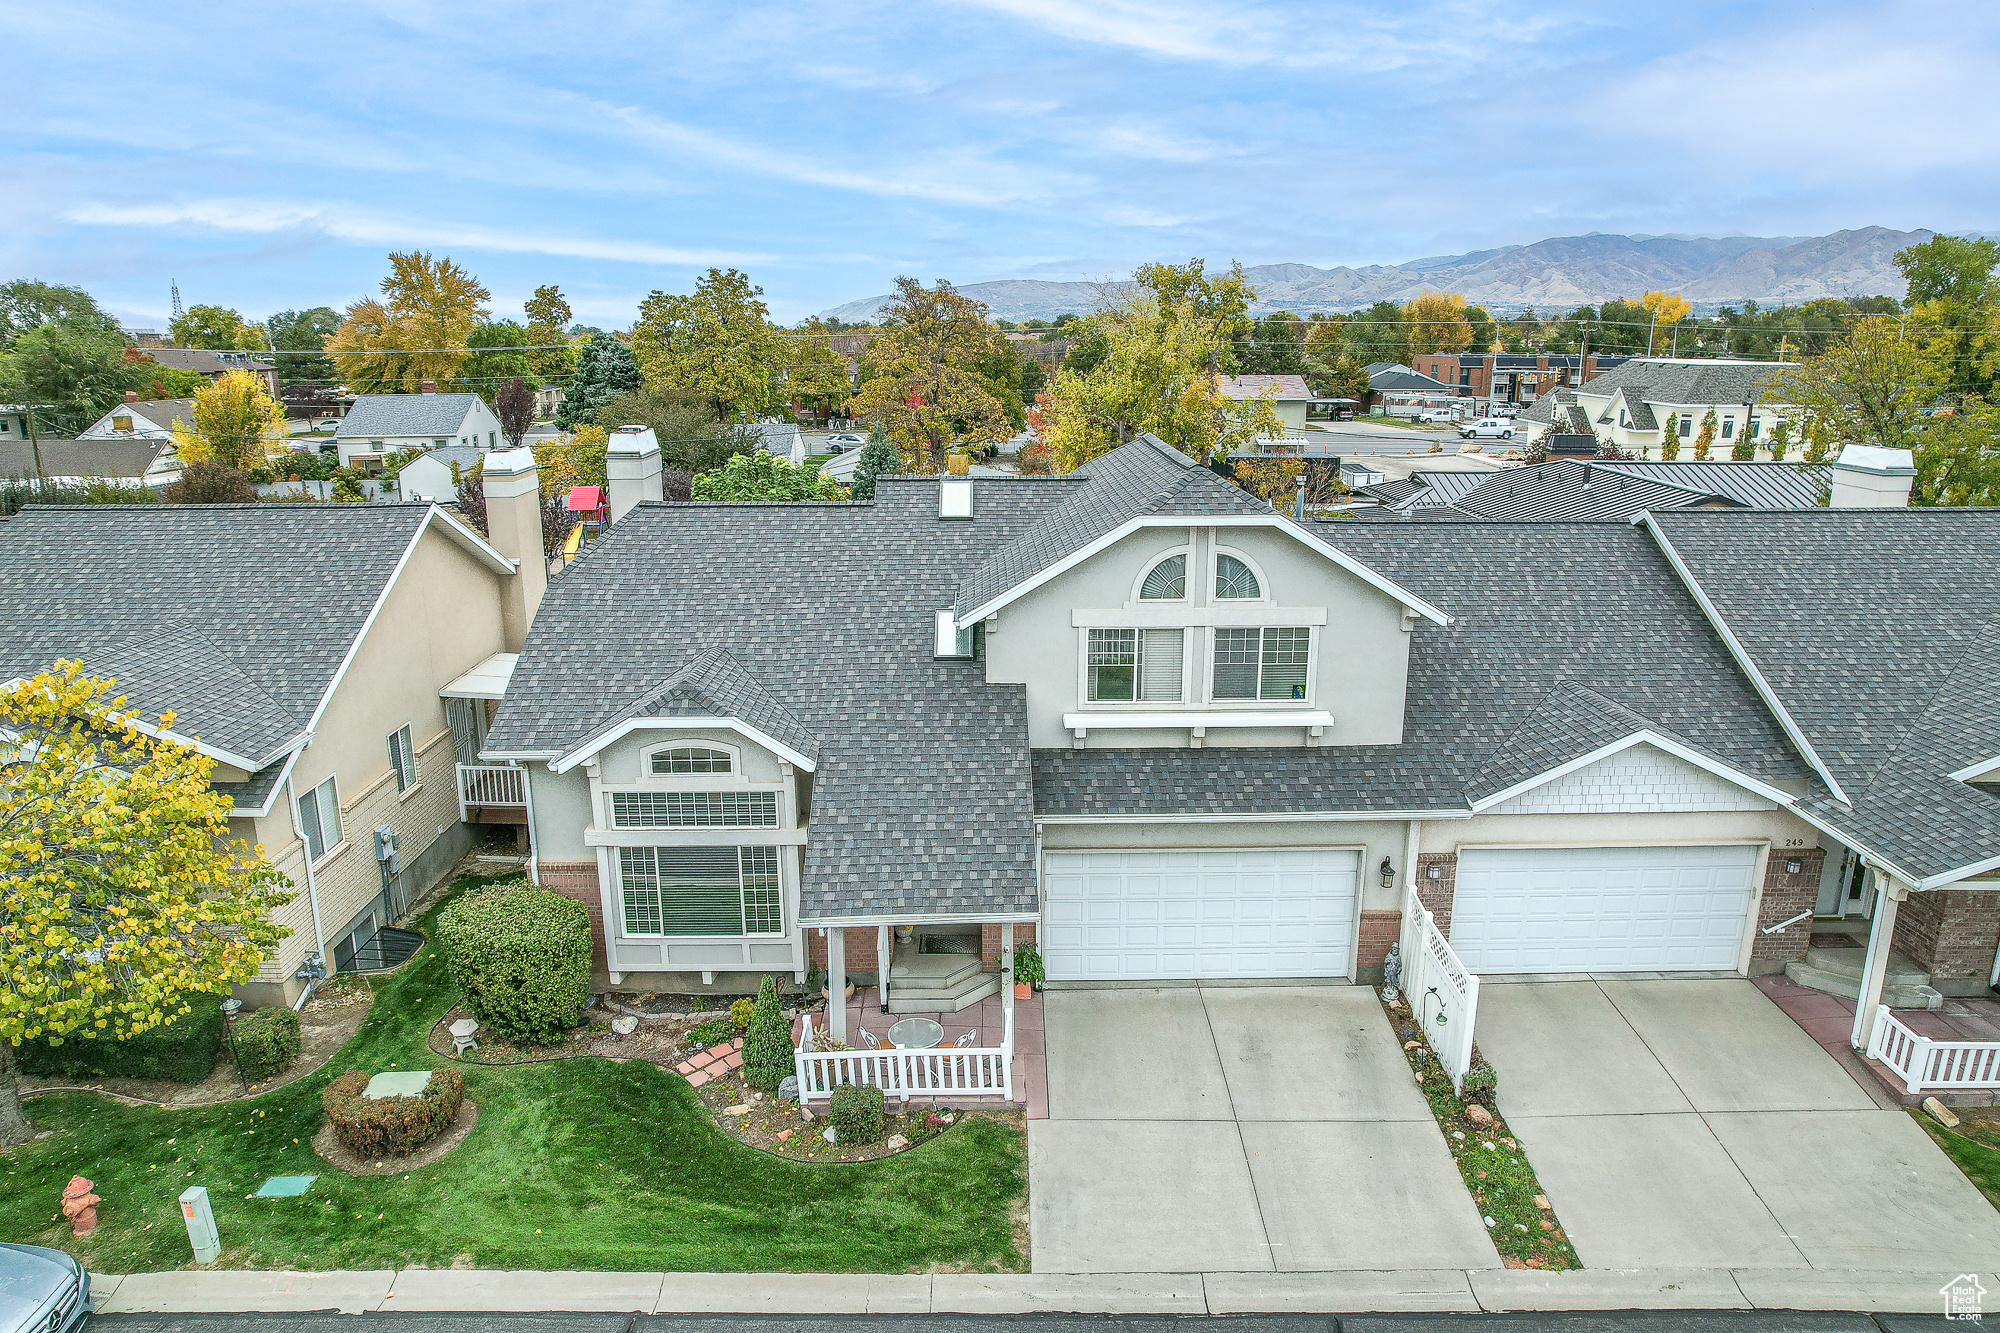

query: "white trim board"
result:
(1469, 729), (1797, 812)
(551, 716), (817, 775)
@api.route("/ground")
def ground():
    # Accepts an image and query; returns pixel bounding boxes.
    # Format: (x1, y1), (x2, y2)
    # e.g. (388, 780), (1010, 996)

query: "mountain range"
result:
(818, 226), (1932, 323)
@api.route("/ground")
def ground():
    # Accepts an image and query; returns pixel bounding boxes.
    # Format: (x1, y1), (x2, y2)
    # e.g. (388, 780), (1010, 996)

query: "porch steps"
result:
(886, 949), (999, 1014)
(1785, 944), (1944, 1010)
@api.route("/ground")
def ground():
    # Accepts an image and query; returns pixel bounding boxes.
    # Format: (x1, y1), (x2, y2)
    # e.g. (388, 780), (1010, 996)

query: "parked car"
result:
(1492, 404), (1521, 418)
(1416, 408), (1458, 425)
(0, 1243), (89, 1332)
(1460, 418), (1517, 440)
(825, 432), (866, 447)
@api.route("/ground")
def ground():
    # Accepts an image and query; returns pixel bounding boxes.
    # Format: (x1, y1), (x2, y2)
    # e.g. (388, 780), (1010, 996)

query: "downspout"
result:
(521, 761), (541, 884)
(283, 769), (328, 1010)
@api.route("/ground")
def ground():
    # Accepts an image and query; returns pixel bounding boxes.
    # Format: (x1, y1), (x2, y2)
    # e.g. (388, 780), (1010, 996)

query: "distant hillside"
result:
(819, 226), (1930, 322)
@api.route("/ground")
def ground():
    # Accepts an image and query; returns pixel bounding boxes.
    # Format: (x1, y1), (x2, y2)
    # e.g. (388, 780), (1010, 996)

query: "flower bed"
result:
(687, 1059), (990, 1163)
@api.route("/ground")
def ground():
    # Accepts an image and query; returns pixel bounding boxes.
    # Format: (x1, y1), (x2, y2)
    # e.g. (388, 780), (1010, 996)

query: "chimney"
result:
(123, 390), (139, 403)
(420, 380), (438, 394)
(480, 447), (548, 649)
(1829, 443), (1915, 508)
(605, 425), (663, 523)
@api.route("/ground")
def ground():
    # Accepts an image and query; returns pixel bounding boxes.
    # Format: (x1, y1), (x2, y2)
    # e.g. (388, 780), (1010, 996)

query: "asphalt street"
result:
(87, 1312), (1965, 1332)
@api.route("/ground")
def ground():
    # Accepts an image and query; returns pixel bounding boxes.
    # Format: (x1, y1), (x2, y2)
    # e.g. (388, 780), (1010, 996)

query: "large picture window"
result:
(610, 790), (777, 828)
(1087, 628), (1184, 702)
(1212, 627), (1311, 700)
(619, 846), (785, 937)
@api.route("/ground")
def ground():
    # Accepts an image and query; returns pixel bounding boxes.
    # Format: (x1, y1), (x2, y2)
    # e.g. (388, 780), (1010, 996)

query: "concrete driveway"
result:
(1028, 985), (1499, 1274)
(1475, 978), (2000, 1271)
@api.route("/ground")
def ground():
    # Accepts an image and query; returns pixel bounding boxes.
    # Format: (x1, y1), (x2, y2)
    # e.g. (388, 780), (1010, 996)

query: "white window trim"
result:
(297, 774), (343, 867)
(1130, 547), (1191, 603)
(1077, 626), (1190, 708)
(602, 786), (784, 830)
(645, 740), (745, 782)
(1207, 624), (1318, 707)
(614, 843), (789, 940)
(1211, 544), (1272, 604)
(389, 723), (416, 793)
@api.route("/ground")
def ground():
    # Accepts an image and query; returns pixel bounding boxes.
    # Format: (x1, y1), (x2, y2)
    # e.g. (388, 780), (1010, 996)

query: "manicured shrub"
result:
(1462, 1053), (1498, 1100)
(687, 1017), (735, 1047)
(435, 879), (591, 1044)
(16, 992), (226, 1084)
(729, 998), (755, 1029)
(741, 975), (794, 1091)
(829, 1085), (884, 1144)
(230, 1006), (302, 1083)
(322, 1069), (464, 1157)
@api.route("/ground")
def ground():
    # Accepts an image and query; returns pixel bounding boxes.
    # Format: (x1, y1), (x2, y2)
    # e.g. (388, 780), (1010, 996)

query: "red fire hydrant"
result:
(61, 1175), (100, 1237)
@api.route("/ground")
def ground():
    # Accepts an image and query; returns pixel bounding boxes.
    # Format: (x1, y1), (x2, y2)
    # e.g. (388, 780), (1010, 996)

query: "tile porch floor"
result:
(799, 984), (1048, 1118)
(1754, 974), (2000, 1106)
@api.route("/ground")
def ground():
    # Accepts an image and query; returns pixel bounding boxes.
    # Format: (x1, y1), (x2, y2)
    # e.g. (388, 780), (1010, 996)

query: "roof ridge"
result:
(1842, 611), (2000, 800)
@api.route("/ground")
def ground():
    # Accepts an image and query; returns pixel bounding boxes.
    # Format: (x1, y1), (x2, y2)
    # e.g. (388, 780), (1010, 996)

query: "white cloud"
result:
(61, 200), (774, 267)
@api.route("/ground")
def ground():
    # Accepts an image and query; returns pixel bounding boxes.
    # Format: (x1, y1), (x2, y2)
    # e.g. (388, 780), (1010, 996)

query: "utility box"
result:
(374, 825), (401, 874)
(179, 1184), (220, 1264)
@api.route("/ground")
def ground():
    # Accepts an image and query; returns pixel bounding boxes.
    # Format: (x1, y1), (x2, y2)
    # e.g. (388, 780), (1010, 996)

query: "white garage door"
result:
(1452, 845), (1757, 974)
(1041, 849), (1358, 981)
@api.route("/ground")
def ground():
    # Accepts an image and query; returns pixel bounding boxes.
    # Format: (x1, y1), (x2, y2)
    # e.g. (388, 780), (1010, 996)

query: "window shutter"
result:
(1140, 628), (1184, 701)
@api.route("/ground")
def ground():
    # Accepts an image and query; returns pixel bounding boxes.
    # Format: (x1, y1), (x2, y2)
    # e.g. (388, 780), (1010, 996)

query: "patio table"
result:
(886, 1017), (944, 1050)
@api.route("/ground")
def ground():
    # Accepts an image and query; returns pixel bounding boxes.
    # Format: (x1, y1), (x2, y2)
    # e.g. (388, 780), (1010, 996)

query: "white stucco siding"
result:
(1482, 744), (1778, 816)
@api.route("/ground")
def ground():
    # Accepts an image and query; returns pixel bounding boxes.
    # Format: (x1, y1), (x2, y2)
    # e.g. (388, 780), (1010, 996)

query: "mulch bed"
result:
(687, 1061), (993, 1163)
(311, 1099), (479, 1175)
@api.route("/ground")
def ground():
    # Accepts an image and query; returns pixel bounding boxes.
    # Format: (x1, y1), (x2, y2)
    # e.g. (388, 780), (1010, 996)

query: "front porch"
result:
(798, 983), (1047, 1117)
(1756, 974), (2000, 1106)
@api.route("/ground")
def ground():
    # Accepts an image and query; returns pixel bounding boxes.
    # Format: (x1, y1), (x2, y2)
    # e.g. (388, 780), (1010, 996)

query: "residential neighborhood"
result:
(2, 1), (1998, 1326)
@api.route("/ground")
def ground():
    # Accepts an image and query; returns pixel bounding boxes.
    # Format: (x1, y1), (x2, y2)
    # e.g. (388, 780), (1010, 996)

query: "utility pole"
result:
(25, 405), (44, 485)
(1647, 311), (1658, 356)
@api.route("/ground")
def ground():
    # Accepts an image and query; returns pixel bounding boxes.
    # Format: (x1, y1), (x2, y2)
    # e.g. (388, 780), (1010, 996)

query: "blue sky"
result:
(4, 0), (1994, 329)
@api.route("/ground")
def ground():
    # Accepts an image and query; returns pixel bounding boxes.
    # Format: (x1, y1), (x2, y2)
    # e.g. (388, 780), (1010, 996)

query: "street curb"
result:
(88, 1266), (2000, 1316)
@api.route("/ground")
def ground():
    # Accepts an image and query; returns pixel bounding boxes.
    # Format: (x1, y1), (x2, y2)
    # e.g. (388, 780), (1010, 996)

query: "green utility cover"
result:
(363, 1070), (433, 1099)
(254, 1175), (316, 1198)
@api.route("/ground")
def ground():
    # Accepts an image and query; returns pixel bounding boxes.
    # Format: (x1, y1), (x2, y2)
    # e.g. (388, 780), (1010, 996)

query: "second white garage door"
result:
(1041, 848), (1358, 981)
(1451, 845), (1758, 974)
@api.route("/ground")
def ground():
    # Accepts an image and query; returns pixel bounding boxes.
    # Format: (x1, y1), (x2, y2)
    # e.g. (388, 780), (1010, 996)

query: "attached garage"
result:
(1450, 845), (1758, 974)
(1041, 848), (1358, 982)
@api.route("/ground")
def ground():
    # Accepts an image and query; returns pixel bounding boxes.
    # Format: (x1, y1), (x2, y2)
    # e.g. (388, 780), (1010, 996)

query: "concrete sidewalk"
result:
(88, 1266), (1999, 1316)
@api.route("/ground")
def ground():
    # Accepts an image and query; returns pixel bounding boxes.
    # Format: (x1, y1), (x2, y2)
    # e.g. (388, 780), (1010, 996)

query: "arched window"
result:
(1215, 553), (1261, 600)
(651, 746), (733, 775)
(1139, 553), (1186, 600)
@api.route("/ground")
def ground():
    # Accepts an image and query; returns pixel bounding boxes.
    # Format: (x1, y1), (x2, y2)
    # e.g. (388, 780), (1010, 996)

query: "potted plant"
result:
(1012, 943), (1045, 997)
(810, 965), (855, 1006)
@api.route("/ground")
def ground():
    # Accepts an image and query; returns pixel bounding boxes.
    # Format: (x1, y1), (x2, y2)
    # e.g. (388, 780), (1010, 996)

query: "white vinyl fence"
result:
(794, 1004), (1014, 1104)
(456, 763), (527, 820)
(1865, 1006), (2000, 1094)
(1402, 885), (1480, 1094)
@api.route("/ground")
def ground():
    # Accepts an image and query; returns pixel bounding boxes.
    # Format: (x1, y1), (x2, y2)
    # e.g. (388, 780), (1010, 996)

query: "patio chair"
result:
(858, 1028), (880, 1048)
(953, 1030), (978, 1048)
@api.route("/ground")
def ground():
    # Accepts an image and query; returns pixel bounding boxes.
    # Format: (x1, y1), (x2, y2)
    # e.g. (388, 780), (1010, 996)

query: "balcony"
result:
(457, 763), (528, 823)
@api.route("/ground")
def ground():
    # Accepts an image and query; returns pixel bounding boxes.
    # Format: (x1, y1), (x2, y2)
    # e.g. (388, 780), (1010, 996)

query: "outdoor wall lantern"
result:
(1427, 863), (1443, 880)
(1379, 856), (1395, 889)
(1785, 858), (1803, 875)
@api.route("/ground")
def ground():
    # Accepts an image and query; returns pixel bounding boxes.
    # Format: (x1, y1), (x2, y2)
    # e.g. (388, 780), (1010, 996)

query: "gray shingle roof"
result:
(0, 438), (169, 482)
(1219, 374), (1311, 401)
(0, 504), (436, 769)
(1369, 367), (1454, 393)
(1573, 358), (1795, 410)
(336, 393), (483, 439)
(1647, 508), (2000, 882)
(568, 646), (820, 766)
(1597, 461), (1829, 509)
(1451, 459), (1729, 522)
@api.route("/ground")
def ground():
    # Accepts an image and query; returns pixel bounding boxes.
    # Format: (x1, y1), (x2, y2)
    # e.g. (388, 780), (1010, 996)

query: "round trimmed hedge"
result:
(435, 879), (592, 1044)
(323, 1069), (464, 1157)
(229, 1006), (302, 1083)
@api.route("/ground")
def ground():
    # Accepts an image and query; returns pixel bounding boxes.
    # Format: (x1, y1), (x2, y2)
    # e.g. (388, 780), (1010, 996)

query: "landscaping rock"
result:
(1923, 1096), (1960, 1128)
(1451, 1129), (1465, 1140)
(1534, 1194), (1551, 1211)
(822, 1125), (837, 1144)
(885, 1134), (908, 1151)
(800, 1106), (814, 1121)
(776, 1128), (793, 1143)
(610, 1016), (638, 1036)
(777, 1075), (799, 1103)
(1483, 1215), (1496, 1228)
(1466, 1104), (1493, 1126)
(724, 1104), (750, 1116)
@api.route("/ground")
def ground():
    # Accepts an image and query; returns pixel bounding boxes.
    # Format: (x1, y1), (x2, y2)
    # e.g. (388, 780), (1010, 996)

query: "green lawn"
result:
(1916, 1110), (2000, 1213)
(0, 878), (1027, 1273)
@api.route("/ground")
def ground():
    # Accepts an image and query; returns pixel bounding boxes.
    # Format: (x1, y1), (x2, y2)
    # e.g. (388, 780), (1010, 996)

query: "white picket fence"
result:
(1865, 1005), (2000, 1095)
(794, 1004), (1014, 1104)
(1403, 885), (1480, 1094)
(457, 763), (527, 820)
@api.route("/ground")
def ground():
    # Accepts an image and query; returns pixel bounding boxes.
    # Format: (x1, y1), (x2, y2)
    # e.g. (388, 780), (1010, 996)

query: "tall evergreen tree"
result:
(555, 331), (641, 429)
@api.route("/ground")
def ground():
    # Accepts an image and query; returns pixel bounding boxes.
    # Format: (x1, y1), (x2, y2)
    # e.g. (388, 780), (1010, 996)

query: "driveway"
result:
(1028, 986), (1499, 1273)
(1475, 978), (2000, 1271)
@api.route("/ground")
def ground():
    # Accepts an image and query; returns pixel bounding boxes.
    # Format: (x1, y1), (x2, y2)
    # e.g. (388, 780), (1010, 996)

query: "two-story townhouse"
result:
(142, 348), (281, 397)
(335, 384), (506, 471)
(484, 433), (1999, 1061)
(0, 480), (546, 1006)
(1521, 357), (1799, 459)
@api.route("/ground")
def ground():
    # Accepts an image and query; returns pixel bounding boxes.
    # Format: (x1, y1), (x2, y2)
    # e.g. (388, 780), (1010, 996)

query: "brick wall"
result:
(1416, 854), (1457, 934)
(538, 860), (605, 970)
(806, 925), (881, 980)
(981, 922), (1036, 968)
(1750, 847), (1824, 971)
(1358, 910), (1401, 970)
(1893, 889), (2000, 992)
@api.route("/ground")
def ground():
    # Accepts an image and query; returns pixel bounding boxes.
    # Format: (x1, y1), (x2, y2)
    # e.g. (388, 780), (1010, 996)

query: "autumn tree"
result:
(591, 384), (755, 475)
(1772, 315), (1947, 453)
(170, 369), (289, 471)
(1303, 352), (1370, 402)
(1403, 291), (1473, 357)
(170, 304), (264, 350)
(457, 320), (536, 403)
(1895, 234), (1997, 395)
(630, 268), (779, 420)
(0, 664), (293, 1142)
(522, 283), (577, 380)
(555, 331), (642, 429)
(782, 318), (857, 418)
(495, 376), (535, 447)
(1641, 291), (1692, 355)
(1133, 259), (1256, 372)
(1693, 408), (1718, 460)
(327, 252), (491, 394)
(1909, 405), (2000, 505)
(844, 277), (1010, 472)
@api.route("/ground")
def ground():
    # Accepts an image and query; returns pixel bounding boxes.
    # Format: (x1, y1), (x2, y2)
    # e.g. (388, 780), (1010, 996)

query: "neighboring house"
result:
(0, 486), (547, 1005)
(534, 384), (565, 420)
(1365, 364), (1458, 417)
(396, 446), (484, 502)
(750, 421), (804, 464)
(78, 393), (195, 441)
(1357, 458), (1831, 520)
(0, 405), (34, 441)
(1411, 352), (1627, 408)
(1218, 374), (1313, 431)
(334, 384), (505, 469)
(1519, 358), (1799, 459)
(478, 433), (1997, 1056)
(142, 347), (280, 396)
(0, 437), (182, 489)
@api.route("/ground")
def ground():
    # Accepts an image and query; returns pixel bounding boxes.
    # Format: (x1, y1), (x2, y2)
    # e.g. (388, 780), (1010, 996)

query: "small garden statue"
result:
(1381, 942), (1403, 1004)
(62, 1175), (101, 1236)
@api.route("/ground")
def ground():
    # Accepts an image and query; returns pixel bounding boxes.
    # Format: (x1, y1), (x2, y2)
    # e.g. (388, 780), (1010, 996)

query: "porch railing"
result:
(1404, 884), (1480, 1094)
(456, 763), (527, 821)
(1865, 1005), (2000, 1094)
(794, 1003), (1014, 1104)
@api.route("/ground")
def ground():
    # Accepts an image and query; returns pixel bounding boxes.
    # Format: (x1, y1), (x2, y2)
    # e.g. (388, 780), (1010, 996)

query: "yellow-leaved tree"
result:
(844, 277), (1011, 473)
(1640, 291), (1692, 354)
(1403, 291), (1473, 358)
(327, 251), (491, 394)
(170, 368), (290, 470)
(0, 664), (293, 1143)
